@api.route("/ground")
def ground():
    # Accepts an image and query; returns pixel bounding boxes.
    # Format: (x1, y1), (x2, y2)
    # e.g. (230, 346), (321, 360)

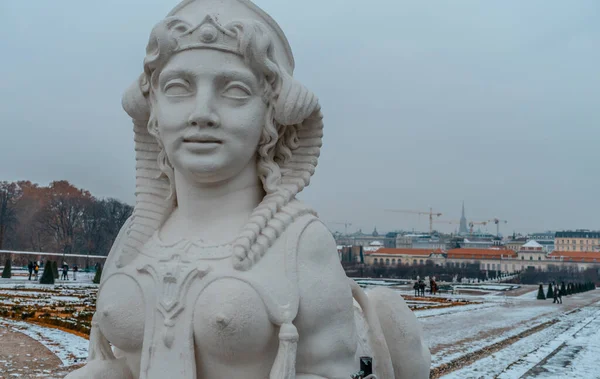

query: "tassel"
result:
(269, 322), (299, 379)
(88, 315), (116, 361)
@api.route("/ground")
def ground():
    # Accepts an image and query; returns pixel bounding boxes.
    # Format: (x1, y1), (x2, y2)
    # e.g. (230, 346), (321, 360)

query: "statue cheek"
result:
(230, 106), (266, 139)
(156, 98), (194, 127)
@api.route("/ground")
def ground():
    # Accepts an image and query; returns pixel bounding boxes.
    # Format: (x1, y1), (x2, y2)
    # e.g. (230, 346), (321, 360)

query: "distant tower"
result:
(459, 202), (468, 235)
(372, 227), (379, 237)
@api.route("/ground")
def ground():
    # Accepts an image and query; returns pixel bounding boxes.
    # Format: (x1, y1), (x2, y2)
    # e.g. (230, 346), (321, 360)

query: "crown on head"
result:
(170, 15), (240, 56)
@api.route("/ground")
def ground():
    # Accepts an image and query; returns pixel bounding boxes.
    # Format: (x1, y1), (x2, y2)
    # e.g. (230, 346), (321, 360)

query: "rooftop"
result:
(555, 231), (600, 239)
(370, 248), (442, 256)
(447, 248), (517, 259)
(548, 251), (600, 262)
(522, 240), (543, 249)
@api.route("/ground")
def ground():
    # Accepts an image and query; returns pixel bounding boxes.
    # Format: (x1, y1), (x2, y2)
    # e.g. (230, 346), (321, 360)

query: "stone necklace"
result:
(141, 231), (234, 261)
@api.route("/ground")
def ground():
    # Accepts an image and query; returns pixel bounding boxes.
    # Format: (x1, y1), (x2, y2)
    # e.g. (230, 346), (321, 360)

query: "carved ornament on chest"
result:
(137, 250), (212, 347)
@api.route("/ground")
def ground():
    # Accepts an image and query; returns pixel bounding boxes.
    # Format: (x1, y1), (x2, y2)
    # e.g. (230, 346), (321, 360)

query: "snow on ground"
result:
(354, 278), (410, 287)
(356, 279), (600, 378)
(0, 318), (88, 366)
(516, 289), (544, 300)
(0, 271), (97, 287)
(423, 287), (600, 379)
(441, 299), (600, 379)
(423, 300), (562, 367)
(416, 302), (498, 319)
(1, 274), (598, 379)
(453, 284), (521, 291)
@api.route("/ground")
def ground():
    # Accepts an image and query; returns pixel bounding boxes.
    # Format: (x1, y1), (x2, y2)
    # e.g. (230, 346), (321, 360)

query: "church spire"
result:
(459, 201), (468, 235)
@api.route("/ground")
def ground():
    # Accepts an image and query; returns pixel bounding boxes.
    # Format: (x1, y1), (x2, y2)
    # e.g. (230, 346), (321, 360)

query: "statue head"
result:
(120, 0), (323, 270)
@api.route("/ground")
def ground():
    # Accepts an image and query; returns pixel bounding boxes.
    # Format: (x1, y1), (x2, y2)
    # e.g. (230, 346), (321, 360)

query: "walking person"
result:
(27, 261), (34, 281)
(430, 278), (438, 296)
(413, 281), (420, 297)
(552, 282), (559, 304)
(73, 264), (78, 281)
(555, 283), (562, 304)
(61, 262), (69, 280)
(33, 262), (39, 280)
(419, 280), (426, 296)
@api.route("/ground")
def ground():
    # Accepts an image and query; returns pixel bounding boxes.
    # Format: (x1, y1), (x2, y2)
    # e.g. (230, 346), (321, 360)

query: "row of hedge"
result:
(537, 282), (595, 300)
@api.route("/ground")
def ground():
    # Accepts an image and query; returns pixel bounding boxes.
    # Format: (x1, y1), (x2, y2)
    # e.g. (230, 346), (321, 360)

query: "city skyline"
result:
(324, 201), (595, 236)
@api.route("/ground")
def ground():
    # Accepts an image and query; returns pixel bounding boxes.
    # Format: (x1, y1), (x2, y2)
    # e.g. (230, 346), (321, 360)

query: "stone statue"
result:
(66, 1), (430, 378)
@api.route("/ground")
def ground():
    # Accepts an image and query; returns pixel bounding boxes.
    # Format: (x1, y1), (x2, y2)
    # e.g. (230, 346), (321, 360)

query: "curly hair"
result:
(123, 17), (321, 270)
(143, 19), (299, 197)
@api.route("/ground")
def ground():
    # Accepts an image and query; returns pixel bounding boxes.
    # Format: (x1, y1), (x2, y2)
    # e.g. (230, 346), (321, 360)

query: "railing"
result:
(0, 250), (107, 259)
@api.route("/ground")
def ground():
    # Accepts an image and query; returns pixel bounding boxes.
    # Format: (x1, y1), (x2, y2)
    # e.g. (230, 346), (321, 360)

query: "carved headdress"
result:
(120, 0), (323, 271)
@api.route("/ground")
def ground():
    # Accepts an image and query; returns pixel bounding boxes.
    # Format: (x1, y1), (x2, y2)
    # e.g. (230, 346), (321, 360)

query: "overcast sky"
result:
(1, 0), (598, 235)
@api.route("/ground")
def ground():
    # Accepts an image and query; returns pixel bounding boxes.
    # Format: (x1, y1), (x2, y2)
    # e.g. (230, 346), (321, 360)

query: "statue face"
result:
(153, 49), (266, 184)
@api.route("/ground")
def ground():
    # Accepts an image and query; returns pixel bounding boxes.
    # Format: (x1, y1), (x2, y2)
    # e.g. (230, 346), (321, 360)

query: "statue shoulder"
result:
(102, 216), (134, 278)
(288, 212), (337, 266)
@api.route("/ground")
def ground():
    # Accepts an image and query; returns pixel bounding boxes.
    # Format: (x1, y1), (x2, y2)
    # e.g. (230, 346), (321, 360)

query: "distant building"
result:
(365, 248), (444, 266)
(362, 245), (600, 273)
(338, 245), (365, 263)
(517, 240), (547, 262)
(459, 202), (468, 235)
(334, 229), (395, 248)
(396, 234), (447, 250)
(528, 231), (555, 253)
(447, 248), (517, 272)
(459, 232), (499, 249)
(383, 232), (399, 248)
(506, 236), (528, 252)
(555, 230), (600, 252)
(547, 250), (600, 264)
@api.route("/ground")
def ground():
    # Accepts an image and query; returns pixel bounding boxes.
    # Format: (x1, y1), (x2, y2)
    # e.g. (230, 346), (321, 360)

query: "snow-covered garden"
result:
(1, 274), (599, 378)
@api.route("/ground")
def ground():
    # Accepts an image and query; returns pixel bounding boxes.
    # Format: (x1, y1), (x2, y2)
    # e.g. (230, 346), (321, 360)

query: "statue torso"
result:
(96, 216), (307, 379)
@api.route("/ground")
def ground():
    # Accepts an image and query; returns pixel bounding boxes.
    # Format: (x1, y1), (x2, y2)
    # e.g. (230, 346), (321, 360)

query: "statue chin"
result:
(75, 0), (431, 378)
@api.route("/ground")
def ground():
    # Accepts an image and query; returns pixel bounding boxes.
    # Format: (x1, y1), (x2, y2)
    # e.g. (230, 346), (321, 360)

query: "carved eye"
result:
(164, 79), (192, 96)
(222, 83), (251, 100)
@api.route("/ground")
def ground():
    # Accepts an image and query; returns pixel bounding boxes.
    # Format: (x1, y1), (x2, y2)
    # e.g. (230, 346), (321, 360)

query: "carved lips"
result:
(182, 133), (223, 152)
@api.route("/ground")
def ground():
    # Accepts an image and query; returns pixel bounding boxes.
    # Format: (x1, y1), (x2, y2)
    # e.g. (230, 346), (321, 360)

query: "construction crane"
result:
(433, 220), (461, 234)
(330, 221), (352, 235)
(468, 221), (488, 234)
(385, 208), (442, 235)
(488, 218), (508, 237)
(434, 220), (461, 224)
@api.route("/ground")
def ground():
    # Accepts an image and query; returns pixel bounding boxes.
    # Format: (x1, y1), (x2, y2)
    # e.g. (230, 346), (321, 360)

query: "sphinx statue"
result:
(66, 1), (430, 378)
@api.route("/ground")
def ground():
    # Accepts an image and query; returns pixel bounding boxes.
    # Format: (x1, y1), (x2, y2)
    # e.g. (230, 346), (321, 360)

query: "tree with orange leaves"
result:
(1, 180), (132, 256)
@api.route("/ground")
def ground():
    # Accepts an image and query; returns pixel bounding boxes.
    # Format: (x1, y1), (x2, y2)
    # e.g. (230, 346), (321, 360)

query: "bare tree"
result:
(12, 181), (51, 252)
(0, 182), (22, 249)
(41, 181), (93, 257)
(101, 198), (133, 251)
(79, 198), (133, 259)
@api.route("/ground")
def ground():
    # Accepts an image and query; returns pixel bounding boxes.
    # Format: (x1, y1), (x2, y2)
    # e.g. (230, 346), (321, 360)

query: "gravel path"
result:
(0, 324), (60, 378)
(0, 324), (81, 378)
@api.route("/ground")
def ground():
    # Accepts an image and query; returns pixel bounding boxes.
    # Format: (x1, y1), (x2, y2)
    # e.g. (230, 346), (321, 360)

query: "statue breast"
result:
(96, 240), (282, 375)
(193, 278), (279, 375)
(96, 273), (145, 353)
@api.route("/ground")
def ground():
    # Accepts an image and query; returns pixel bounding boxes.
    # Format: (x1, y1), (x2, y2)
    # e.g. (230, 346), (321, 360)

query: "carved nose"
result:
(188, 112), (220, 128)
